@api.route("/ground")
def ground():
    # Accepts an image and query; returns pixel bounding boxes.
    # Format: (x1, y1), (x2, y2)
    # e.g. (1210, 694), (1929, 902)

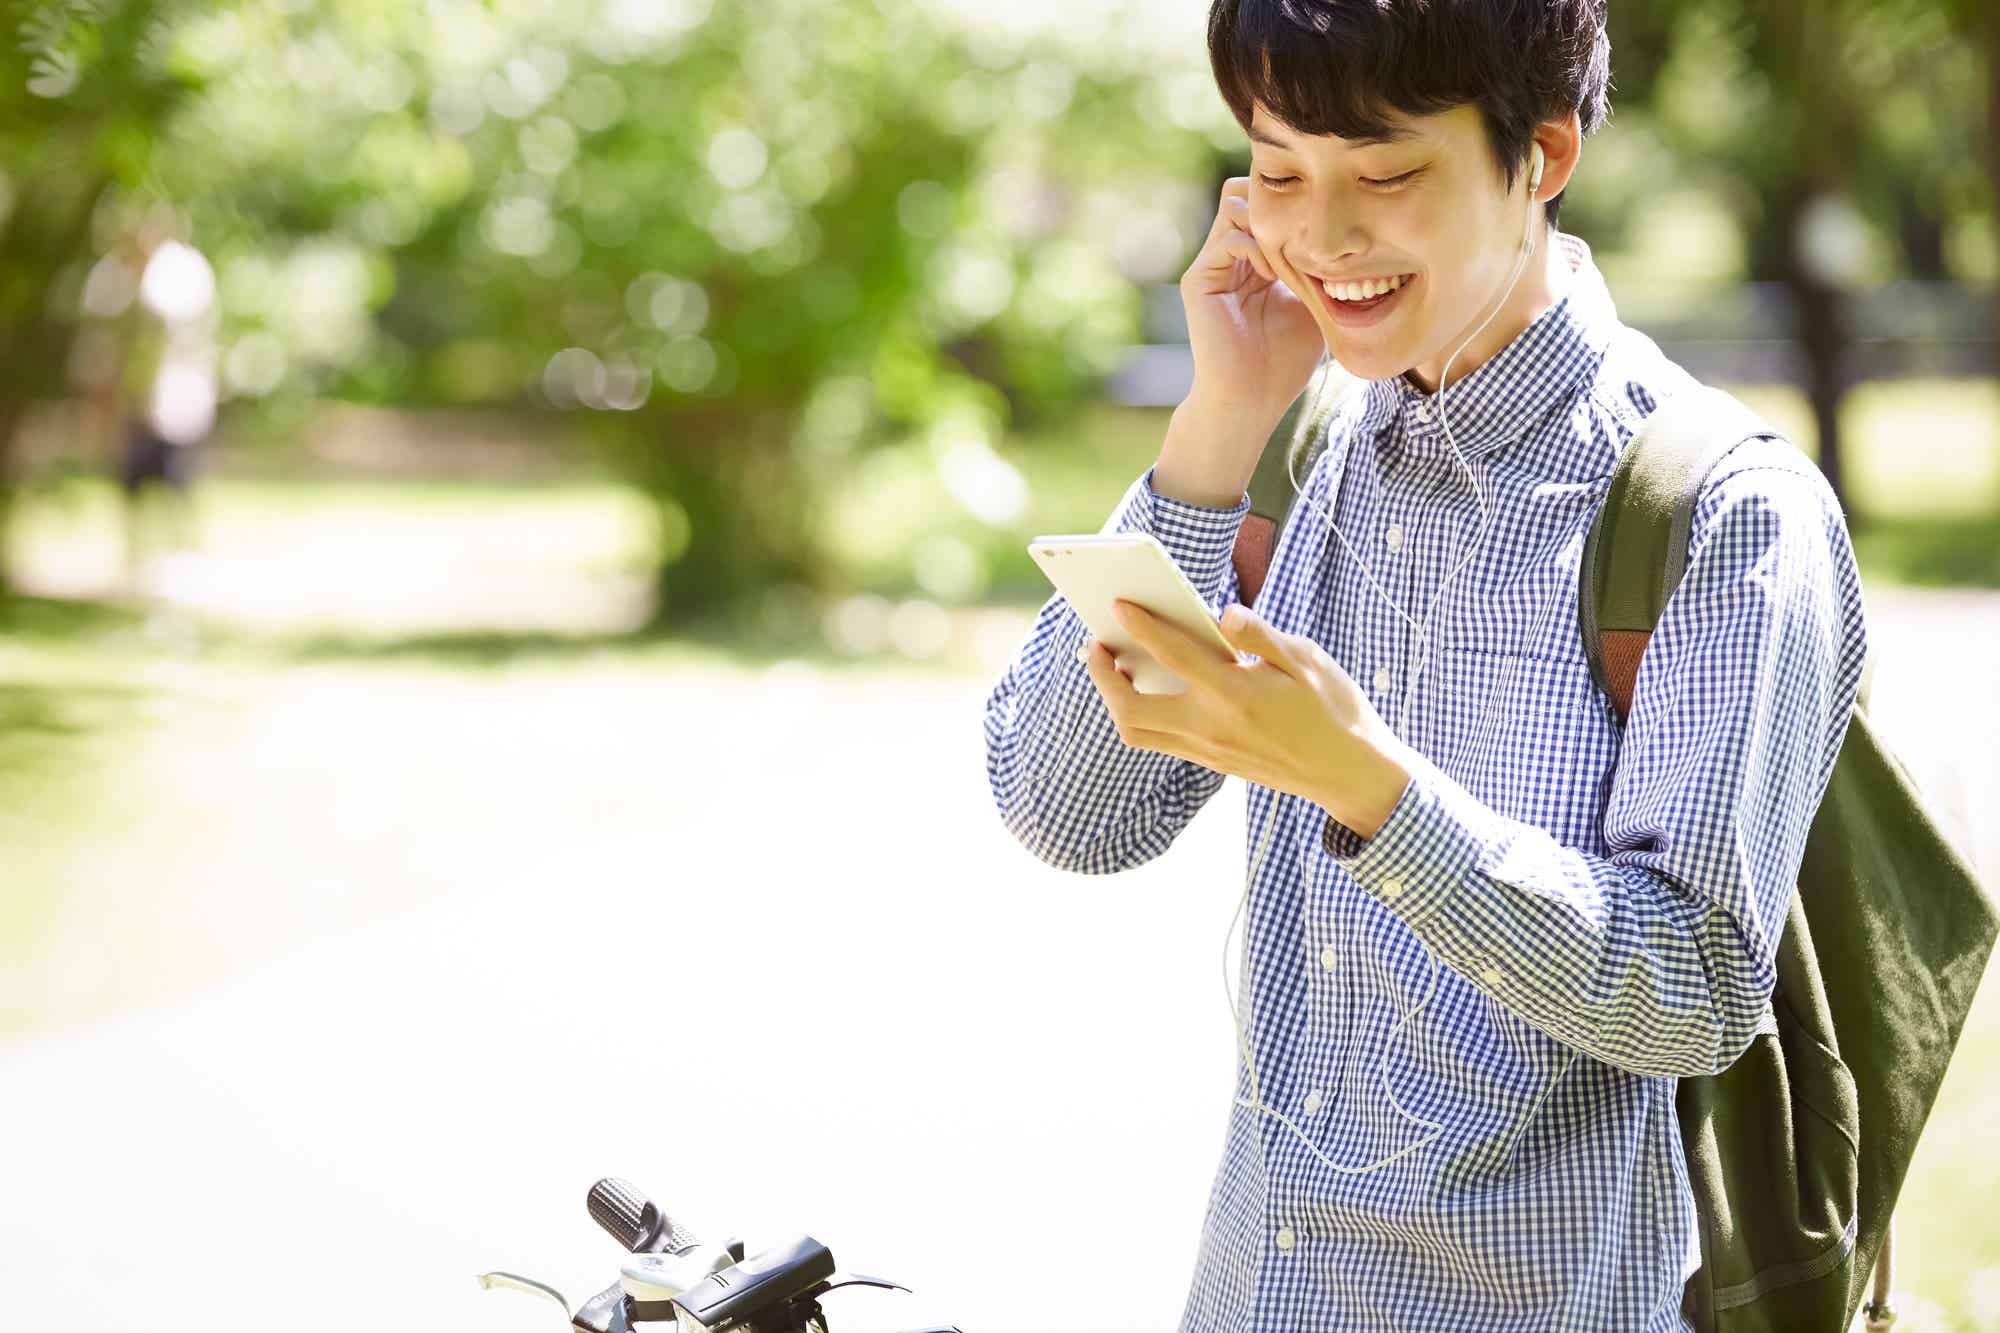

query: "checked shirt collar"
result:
(1349, 232), (1618, 475)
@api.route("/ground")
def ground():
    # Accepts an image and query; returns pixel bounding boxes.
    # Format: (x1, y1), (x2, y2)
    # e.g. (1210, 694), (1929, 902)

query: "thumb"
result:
(1220, 602), (1297, 671)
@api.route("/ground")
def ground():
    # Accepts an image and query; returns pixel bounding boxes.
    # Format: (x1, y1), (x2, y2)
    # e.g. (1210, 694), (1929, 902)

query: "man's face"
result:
(1245, 101), (1532, 386)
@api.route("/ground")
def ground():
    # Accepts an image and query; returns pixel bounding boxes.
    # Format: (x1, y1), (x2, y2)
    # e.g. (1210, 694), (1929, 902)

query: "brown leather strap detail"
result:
(1601, 628), (1650, 724)
(1231, 514), (1276, 609)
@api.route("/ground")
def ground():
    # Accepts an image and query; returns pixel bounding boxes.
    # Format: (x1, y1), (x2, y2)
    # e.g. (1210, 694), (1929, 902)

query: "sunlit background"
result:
(2, 0), (1997, 1330)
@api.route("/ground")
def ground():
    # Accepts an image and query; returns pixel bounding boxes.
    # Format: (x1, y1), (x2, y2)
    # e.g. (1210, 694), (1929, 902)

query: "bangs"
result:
(1208, 0), (1505, 158)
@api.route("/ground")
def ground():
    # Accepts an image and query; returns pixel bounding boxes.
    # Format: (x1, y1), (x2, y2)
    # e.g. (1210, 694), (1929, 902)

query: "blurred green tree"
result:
(1601, 0), (1996, 521)
(2, 0), (1218, 628)
(3, 0), (1990, 610)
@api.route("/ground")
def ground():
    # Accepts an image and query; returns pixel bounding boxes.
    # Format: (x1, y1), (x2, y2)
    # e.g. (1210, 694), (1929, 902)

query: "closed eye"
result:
(1257, 169), (1422, 192)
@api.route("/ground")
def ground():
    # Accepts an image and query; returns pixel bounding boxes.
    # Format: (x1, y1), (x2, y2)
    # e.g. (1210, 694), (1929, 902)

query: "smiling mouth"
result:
(1314, 271), (1418, 322)
(1319, 273), (1415, 303)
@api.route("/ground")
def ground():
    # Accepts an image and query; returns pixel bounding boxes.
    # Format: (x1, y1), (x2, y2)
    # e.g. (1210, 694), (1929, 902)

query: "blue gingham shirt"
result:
(982, 234), (1870, 1331)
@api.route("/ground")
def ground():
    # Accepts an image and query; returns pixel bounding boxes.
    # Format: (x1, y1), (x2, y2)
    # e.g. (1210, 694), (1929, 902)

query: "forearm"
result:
(1150, 395), (1282, 510)
(1324, 751), (1779, 1079)
(983, 463), (1251, 872)
(1315, 735), (1416, 844)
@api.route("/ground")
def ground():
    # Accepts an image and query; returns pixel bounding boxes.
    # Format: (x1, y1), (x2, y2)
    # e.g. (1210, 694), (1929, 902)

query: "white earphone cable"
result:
(1227, 787), (1445, 1173)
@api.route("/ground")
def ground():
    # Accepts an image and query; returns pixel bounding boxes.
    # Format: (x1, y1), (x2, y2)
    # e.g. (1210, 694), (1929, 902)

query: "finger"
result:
(1221, 229), (1275, 283)
(1079, 634), (1137, 701)
(1190, 180), (1247, 260)
(1081, 631), (1194, 741)
(1221, 194), (1273, 264)
(1111, 599), (1233, 695)
(1208, 177), (1251, 233)
(1215, 602), (1312, 678)
(1185, 192), (1274, 296)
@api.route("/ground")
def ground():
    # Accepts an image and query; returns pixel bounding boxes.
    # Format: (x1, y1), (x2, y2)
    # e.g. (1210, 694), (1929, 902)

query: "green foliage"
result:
(0, 0), (1243, 622)
(1578, 0), (1994, 287)
(2, 0), (1992, 618)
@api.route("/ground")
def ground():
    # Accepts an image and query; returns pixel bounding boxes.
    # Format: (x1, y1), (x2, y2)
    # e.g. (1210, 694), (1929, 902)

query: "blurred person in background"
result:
(70, 204), (219, 604)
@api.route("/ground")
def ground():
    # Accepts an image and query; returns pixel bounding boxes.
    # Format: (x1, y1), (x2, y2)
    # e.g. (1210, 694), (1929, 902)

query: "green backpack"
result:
(1233, 365), (1999, 1332)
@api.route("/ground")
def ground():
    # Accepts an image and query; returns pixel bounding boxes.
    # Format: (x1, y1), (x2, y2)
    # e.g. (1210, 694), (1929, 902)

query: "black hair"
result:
(1207, 0), (1612, 231)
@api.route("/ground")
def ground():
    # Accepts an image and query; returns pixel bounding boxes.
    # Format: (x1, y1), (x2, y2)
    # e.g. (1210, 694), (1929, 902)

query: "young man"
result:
(982, 1), (1869, 1329)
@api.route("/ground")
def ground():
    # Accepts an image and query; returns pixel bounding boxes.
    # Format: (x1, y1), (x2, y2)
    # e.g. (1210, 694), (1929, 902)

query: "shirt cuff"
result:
(1101, 463), (1251, 605)
(1320, 753), (1500, 931)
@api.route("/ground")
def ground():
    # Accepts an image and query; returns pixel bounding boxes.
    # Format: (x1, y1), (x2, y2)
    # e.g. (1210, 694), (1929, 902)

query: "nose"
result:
(1294, 207), (1370, 277)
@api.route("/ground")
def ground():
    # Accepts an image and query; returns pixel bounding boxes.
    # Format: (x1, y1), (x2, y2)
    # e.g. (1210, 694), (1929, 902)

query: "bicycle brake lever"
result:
(477, 1270), (571, 1316)
(809, 1272), (912, 1296)
(572, 1280), (634, 1333)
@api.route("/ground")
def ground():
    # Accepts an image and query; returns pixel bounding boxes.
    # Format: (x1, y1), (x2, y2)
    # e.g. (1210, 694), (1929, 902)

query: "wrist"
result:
(1320, 736), (1414, 841)
(1174, 390), (1285, 444)
(1155, 400), (1274, 510)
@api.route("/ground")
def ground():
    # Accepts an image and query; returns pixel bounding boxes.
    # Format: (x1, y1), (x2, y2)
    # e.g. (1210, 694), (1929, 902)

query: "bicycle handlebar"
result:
(478, 1175), (965, 1333)
(587, 1176), (703, 1255)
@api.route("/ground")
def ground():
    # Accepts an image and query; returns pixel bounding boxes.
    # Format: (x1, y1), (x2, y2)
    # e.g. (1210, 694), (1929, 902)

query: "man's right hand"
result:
(1150, 177), (1330, 509)
(1178, 176), (1327, 445)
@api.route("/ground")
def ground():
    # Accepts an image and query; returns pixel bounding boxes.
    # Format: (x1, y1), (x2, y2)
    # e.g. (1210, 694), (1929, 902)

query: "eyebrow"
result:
(1246, 123), (1421, 150)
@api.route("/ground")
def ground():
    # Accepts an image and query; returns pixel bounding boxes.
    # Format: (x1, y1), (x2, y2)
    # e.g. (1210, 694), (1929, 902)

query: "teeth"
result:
(1326, 274), (1410, 302)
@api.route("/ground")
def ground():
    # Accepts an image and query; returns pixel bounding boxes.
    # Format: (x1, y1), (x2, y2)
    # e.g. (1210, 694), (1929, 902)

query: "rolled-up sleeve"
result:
(1320, 458), (1870, 1078)
(983, 463), (1251, 874)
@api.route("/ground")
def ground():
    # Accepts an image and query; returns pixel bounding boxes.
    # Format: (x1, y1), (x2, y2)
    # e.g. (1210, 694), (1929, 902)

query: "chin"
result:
(1323, 340), (1413, 383)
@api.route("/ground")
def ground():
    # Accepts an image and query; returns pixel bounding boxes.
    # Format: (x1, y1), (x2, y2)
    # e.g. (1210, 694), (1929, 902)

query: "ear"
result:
(1531, 111), (1584, 206)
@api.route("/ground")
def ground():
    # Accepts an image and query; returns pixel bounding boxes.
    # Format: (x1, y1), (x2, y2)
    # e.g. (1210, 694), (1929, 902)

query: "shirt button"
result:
(1319, 945), (1338, 971)
(1384, 523), (1404, 552)
(1275, 1226), (1297, 1252)
(1480, 963), (1507, 987)
(1415, 401), (1433, 423)
(1380, 876), (1404, 901)
(1372, 666), (1393, 694)
(1303, 1089), (1323, 1114)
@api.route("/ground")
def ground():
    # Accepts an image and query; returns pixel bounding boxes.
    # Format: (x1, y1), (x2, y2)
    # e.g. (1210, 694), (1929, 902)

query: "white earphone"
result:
(1225, 138), (1559, 1178)
(1521, 141), (1546, 253)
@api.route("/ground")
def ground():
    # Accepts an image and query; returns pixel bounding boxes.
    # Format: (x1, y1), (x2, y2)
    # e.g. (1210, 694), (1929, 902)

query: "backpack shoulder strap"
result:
(1579, 384), (1783, 723)
(1231, 355), (1352, 608)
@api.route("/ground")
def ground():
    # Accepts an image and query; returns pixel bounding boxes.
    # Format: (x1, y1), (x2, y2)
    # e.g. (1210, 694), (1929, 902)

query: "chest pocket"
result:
(1427, 646), (1617, 838)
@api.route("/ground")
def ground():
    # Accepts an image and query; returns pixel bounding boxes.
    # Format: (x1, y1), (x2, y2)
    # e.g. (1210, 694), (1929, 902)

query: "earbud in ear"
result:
(1520, 143), (1547, 254)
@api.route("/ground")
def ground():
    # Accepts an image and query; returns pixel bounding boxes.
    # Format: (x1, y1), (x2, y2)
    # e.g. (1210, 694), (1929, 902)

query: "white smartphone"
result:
(1027, 532), (1246, 695)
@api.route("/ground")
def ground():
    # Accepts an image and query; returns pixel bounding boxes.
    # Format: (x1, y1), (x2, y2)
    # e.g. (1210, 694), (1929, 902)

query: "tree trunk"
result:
(1767, 188), (1855, 527)
(0, 402), (18, 599)
(642, 405), (821, 635)
(1791, 275), (1851, 522)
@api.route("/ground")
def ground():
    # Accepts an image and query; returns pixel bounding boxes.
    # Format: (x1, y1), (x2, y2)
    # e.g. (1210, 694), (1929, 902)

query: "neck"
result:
(1403, 228), (1570, 396)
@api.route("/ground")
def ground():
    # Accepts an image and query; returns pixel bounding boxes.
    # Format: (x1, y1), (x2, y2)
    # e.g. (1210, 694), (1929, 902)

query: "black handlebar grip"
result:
(587, 1177), (702, 1254)
(587, 1177), (651, 1250)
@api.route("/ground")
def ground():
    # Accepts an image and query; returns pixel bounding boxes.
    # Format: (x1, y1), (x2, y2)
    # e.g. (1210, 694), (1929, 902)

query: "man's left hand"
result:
(1080, 599), (1414, 840)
